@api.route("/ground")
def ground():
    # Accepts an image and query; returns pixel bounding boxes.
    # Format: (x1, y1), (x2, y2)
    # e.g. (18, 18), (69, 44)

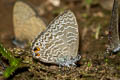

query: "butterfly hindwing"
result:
(32, 10), (80, 66)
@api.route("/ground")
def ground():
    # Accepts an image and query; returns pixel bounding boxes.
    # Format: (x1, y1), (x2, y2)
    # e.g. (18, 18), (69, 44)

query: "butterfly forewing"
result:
(109, 0), (120, 52)
(32, 10), (79, 65)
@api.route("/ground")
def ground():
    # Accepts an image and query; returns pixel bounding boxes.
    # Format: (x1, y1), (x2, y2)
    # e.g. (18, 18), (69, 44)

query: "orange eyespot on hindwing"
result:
(35, 53), (40, 56)
(33, 47), (40, 52)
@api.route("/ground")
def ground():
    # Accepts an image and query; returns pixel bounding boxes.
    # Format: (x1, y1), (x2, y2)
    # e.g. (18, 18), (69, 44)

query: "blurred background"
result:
(0, 0), (118, 51)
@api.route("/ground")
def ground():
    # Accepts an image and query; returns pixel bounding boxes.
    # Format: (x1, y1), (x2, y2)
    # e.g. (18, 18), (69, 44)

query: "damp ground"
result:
(0, 0), (120, 80)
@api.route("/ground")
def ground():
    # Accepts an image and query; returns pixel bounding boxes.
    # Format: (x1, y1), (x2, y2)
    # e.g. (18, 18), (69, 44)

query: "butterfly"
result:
(32, 10), (81, 67)
(108, 0), (120, 53)
(13, 0), (46, 48)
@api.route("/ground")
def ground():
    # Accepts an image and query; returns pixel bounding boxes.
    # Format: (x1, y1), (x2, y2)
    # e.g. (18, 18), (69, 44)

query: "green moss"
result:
(0, 43), (21, 78)
(87, 62), (92, 67)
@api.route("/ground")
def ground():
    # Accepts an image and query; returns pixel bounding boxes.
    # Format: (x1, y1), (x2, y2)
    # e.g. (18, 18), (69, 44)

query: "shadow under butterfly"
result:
(12, 0), (46, 48)
(32, 10), (81, 67)
(108, 0), (120, 53)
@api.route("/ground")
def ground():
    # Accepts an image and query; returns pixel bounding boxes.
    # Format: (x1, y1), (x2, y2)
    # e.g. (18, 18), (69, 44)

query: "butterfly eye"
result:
(33, 47), (40, 52)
